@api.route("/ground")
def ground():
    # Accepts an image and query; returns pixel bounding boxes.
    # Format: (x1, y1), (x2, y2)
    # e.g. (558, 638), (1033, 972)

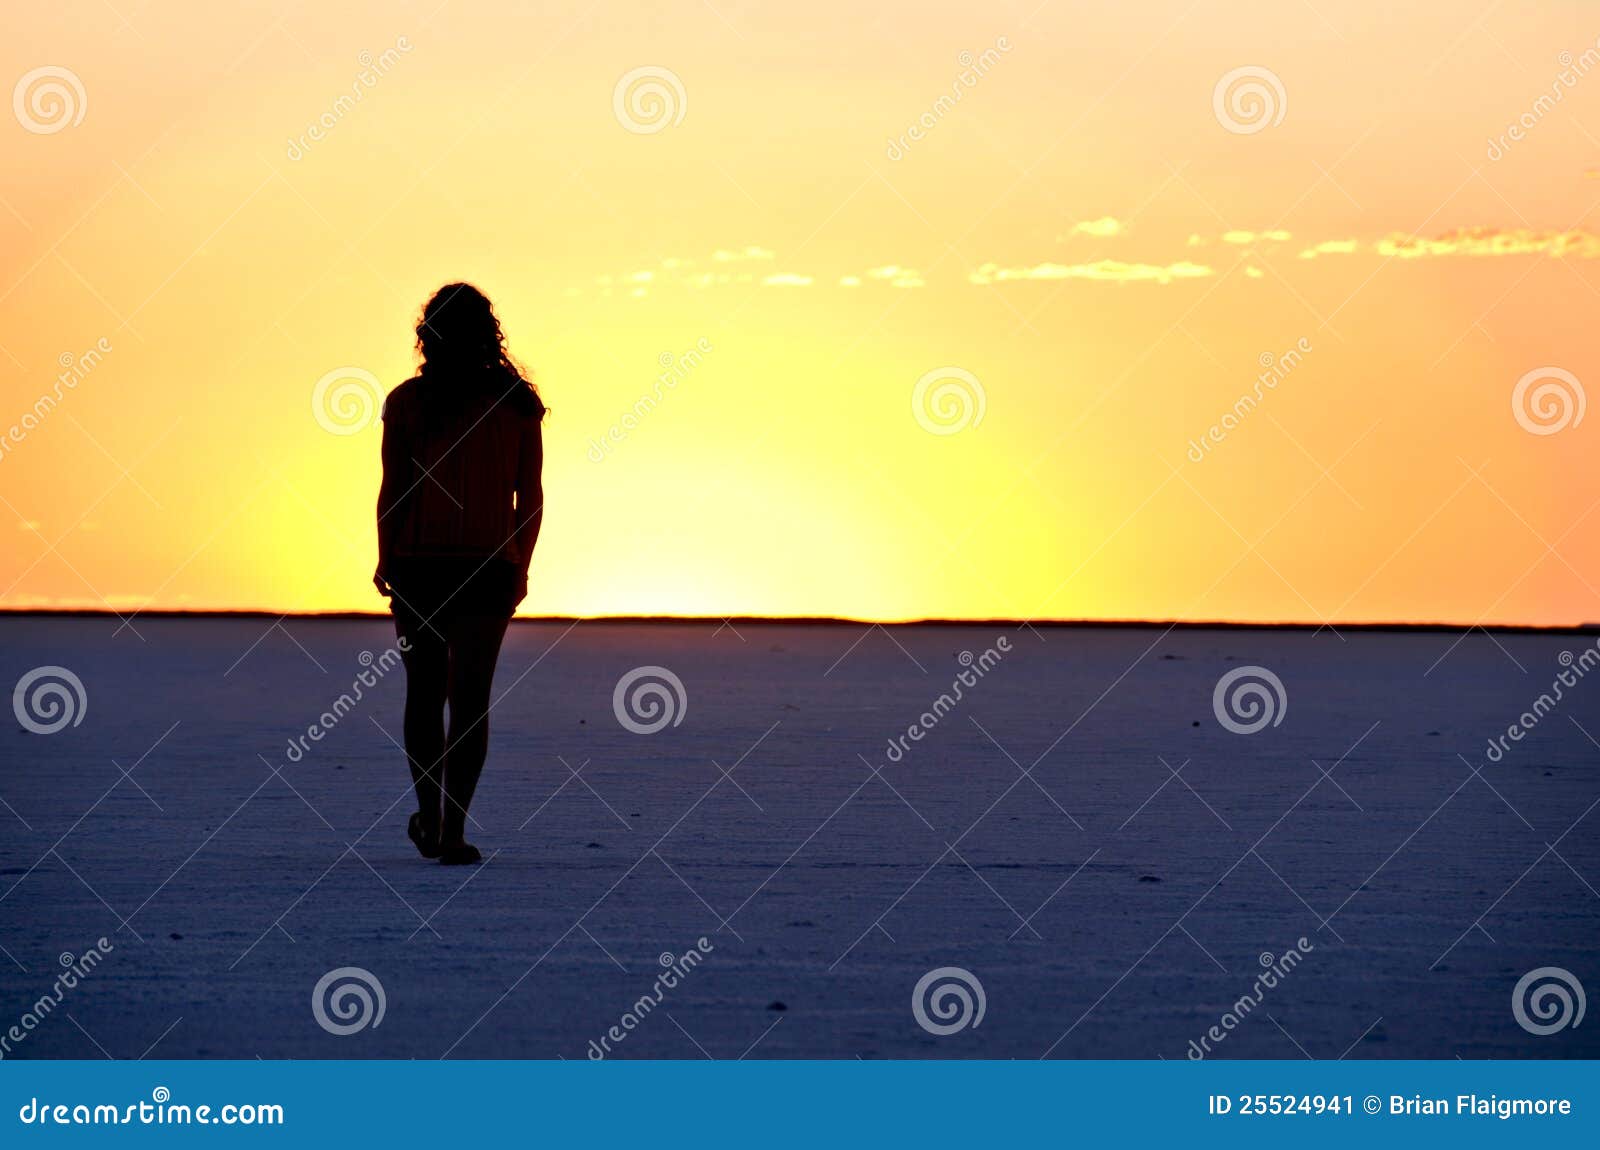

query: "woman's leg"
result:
(396, 617), (449, 833)
(439, 613), (511, 847)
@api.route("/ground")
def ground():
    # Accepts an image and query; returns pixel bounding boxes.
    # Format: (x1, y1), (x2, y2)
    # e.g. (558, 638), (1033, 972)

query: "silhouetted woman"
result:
(374, 284), (545, 865)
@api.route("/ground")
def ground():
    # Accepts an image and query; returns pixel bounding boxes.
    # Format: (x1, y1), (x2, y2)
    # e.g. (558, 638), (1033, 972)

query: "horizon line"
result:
(0, 608), (1595, 634)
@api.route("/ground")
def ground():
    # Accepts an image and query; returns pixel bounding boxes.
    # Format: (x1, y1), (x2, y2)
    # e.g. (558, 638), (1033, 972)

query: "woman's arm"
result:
(514, 415), (544, 588)
(374, 400), (406, 595)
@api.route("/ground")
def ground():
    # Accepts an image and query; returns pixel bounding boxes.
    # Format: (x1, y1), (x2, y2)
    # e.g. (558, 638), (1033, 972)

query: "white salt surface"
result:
(1, 618), (1595, 1059)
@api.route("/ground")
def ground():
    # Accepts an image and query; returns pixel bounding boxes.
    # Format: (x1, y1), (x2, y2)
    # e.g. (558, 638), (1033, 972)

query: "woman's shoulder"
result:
(381, 376), (424, 420)
(488, 369), (544, 420)
(506, 381), (545, 420)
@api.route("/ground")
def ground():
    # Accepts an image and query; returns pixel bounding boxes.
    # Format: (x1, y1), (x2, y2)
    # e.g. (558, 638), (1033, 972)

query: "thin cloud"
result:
(1221, 229), (1292, 245)
(969, 259), (1214, 285)
(1070, 216), (1123, 237)
(866, 265), (925, 288)
(1294, 227), (1600, 260)
(1296, 239), (1358, 259)
(1376, 227), (1600, 259)
(589, 226), (1598, 298)
(713, 246), (776, 262)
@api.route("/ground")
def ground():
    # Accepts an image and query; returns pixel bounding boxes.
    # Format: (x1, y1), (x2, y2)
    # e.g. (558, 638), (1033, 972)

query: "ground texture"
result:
(1, 618), (1596, 1059)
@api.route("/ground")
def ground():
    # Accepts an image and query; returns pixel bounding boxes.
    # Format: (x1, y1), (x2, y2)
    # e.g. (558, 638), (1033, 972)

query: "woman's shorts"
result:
(386, 556), (522, 631)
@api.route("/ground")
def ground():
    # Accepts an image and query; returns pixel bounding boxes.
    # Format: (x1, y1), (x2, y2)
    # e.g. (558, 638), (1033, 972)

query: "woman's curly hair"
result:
(415, 283), (544, 418)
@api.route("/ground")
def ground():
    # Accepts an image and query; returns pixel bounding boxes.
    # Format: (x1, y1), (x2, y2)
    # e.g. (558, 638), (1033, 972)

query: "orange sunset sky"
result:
(2, 1), (1599, 624)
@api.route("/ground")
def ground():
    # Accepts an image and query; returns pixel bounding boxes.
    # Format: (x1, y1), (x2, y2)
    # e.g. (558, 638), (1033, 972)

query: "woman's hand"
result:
(373, 566), (392, 597)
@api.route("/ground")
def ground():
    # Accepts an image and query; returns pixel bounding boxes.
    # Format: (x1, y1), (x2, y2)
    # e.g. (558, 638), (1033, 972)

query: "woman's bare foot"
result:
(408, 811), (442, 859)
(438, 841), (482, 866)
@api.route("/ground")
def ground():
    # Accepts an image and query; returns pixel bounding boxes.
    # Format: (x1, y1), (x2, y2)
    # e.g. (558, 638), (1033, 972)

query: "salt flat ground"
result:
(0, 617), (1596, 1059)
